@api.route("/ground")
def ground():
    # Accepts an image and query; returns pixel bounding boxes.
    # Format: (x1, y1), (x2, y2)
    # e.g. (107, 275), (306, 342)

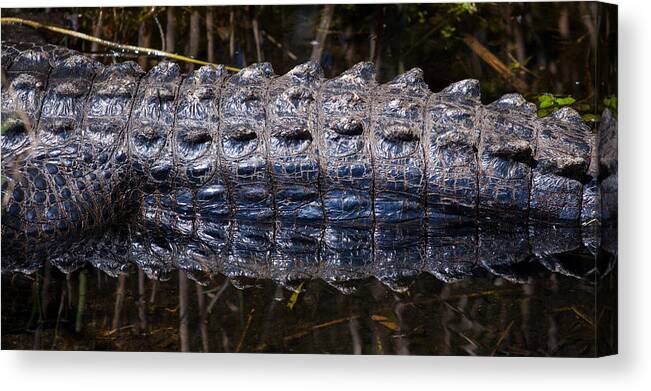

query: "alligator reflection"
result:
(2, 221), (616, 356)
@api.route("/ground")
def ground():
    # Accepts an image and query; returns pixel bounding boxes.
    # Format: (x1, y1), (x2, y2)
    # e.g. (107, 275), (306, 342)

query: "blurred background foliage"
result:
(2, 2), (617, 122)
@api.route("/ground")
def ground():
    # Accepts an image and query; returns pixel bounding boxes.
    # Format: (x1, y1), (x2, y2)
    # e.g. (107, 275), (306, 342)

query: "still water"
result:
(2, 229), (617, 356)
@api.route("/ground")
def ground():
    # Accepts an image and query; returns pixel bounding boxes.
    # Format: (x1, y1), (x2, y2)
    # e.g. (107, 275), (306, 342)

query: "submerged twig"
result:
(111, 274), (126, 331)
(102, 324), (136, 336)
(66, 274), (73, 309)
(235, 308), (255, 352)
(137, 269), (147, 333)
(206, 281), (229, 314)
(490, 320), (514, 356)
(196, 283), (209, 352)
(51, 286), (66, 349)
(283, 315), (360, 342)
(349, 318), (362, 354)
(74, 270), (87, 333)
(0, 17), (240, 72)
(179, 270), (190, 352)
(550, 306), (595, 328)
(149, 279), (158, 304)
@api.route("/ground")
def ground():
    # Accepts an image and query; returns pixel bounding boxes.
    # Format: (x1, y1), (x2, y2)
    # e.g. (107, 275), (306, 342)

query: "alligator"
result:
(0, 41), (618, 292)
(1, 216), (610, 293)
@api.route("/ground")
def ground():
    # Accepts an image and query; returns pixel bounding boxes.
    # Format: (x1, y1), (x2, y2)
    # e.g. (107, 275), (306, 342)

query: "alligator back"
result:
(0, 41), (616, 290)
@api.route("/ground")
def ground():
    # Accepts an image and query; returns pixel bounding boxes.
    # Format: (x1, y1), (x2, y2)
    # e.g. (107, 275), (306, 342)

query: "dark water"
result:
(2, 250), (617, 356)
(1, 3), (618, 355)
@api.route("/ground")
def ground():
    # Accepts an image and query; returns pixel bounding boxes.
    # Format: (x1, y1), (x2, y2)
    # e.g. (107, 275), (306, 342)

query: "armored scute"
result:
(1, 41), (617, 291)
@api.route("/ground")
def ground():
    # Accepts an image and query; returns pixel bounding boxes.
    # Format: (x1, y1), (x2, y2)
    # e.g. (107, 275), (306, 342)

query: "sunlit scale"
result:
(120, 62), (184, 272)
(169, 65), (230, 258)
(267, 61), (322, 220)
(318, 62), (376, 223)
(35, 55), (99, 160)
(371, 68), (428, 223)
(477, 96), (538, 219)
(129, 62), (180, 171)
(219, 63), (274, 221)
(83, 62), (142, 179)
(1, 46), (52, 164)
(425, 81), (481, 223)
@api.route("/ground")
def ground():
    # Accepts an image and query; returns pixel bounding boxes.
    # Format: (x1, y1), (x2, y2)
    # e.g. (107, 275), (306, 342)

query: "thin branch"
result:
(310, 4), (335, 63)
(260, 30), (297, 61)
(462, 34), (529, 94)
(1, 17), (240, 72)
(206, 8), (215, 63)
(188, 9), (201, 72)
(136, 7), (159, 24)
(153, 14), (166, 51)
(229, 11), (235, 63)
(165, 7), (176, 54)
(90, 9), (103, 53)
(252, 16), (263, 62)
(137, 19), (151, 69)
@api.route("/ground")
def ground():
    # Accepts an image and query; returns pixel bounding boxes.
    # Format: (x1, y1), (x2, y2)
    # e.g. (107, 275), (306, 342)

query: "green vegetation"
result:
(603, 95), (618, 116)
(536, 94), (576, 117)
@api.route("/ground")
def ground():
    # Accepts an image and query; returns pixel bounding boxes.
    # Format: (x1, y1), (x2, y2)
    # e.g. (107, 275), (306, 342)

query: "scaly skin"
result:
(0, 42), (616, 291)
(1, 216), (606, 293)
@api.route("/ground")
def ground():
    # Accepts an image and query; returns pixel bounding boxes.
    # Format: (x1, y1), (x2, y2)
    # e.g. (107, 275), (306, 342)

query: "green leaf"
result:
(603, 95), (618, 114)
(581, 113), (600, 122)
(554, 96), (576, 107)
(441, 25), (456, 39)
(537, 94), (556, 109)
(449, 2), (478, 15)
